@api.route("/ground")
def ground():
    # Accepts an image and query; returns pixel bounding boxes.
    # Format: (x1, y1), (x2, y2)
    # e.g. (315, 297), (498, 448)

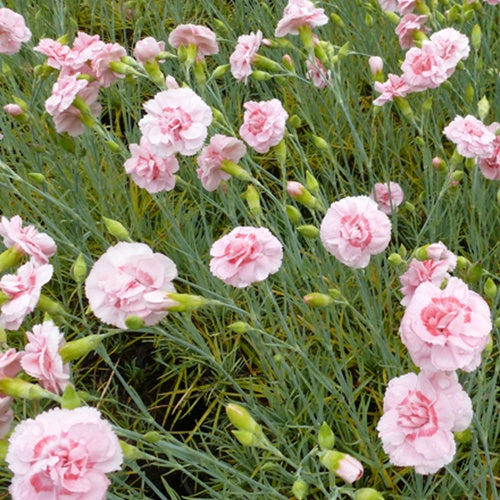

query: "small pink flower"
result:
(377, 0), (398, 10)
(368, 56), (383, 76)
(34, 38), (70, 69)
(399, 258), (450, 306)
(275, 0), (328, 37)
(305, 56), (332, 89)
(21, 321), (70, 394)
(286, 181), (305, 197)
(0, 8), (31, 55)
(373, 74), (411, 106)
(477, 122), (500, 180)
(85, 242), (178, 329)
(0, 395), (13, 438)
(45, 73), (89, 116)
(377, 370), (472, 474)
(401, 42), (449, 92)
(320, 196), (392, 269)
(7, 406), (123, 499)
(3, 104), (23, 117)
(395, 14), (429, 50)
(64, 32), (105, 74)
(92, 42), (127, 87)
(443, 115), (495, 159)
(165, 75), (179, 89)
(139, 87), (212, 157)
(133, 36), (165, 64)
(425, 241), (457, 271)
(239, 99), (288, 153)
(0, 215), (56, 264)
(168, 24), (218, 60)
(334, 454), (364, 483)
(229, 30), (262, 84)
(0, 261), (53, 330)
(196, 134), (247, 191)
(0, 348), (23, 380)
(430, 28), (470, 75)
(370, 181), (404, 214)
(210, 226), (283, 288)
(400, 277), (492, 372)
(124, 137), (179, 193)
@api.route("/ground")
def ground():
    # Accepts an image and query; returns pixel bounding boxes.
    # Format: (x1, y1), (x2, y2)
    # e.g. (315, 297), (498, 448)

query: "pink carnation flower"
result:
(196, 134), (247, 191)
(377, 0), (398, 10)
(229, 30), (262, 84)
(368, 56), (383, 76)
(0, 395), (13, 438)
(0, 215), (56, 264)
(373, 74), (411, 106)
(239, 99), (288, 154)
(92, 42), (127, 87)
(425, 241), (457, 271)
(430, 28), (470, 76)
(21, 321), (70, 394)
(275, 0), (328, 37)
(477, 122), (500, 180)
(210, 226), (283, 288)
(45, 73), (88, 116)
(370, 181), (404, 214)
(133, 36), (165, 64)
(305, 56), (332, 89)
(395, 14), (429, 50)
(4, 104), (23, 117)
(320, 196), (392, 269)
(401, 42), (449, 92)
(124, 137), (179, 193)
(0, 8), (31, 55)
(0, 262), (53, 330)
(443, 115), (495, 159)
(139, 87), (212, 157)
(6, 406), (123, 499)
(168, 24), (218, 60)
(34, 38), (70, 69)
(64, 32), (105, 74)
(85, 242), (178, 329)
(400, 277), (492, 372)
(396, 0), (417, 14)
(377, 370), (472, 474)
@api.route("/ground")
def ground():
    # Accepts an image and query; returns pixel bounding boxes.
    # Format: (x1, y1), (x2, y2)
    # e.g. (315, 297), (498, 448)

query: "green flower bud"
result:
(28, 172), (46, 184)
(193, 60), (206, 86)
(288, 114), (302, 128)
(228, 321), (251, 334)
(465, 83), (474, 104)
(37, 295), (67, 317)
(311, 135), (329, 151)
(71, 253), (88, 284)
(477, 96), (489, 121)
(337, 42), (350, 58)
(471, 24), (482, 50)
(298, 25), (314, 50)
(212, 19), (230, 36)
(305, 171), (319, 193)
(468, 263), (483, 283)
(251, 70), (272, 81)
(245, 184), (262, 216)
(212, 64), (229, 79)
(144, 431), (162, 443)
(292, 478), (308, 500)
(226, 403), (260, 433)
(231, 429), (257, 446)
(483, 278), (497, 299)
(164, 293), (210, 312)
(220, 160), (252, 181)
(388, 253), (403, 266)
(384, 11), (400, 24)
(364, 13), (373, 27)
(61, 384), (81, 409)
(454, 428), (472, 444)
(394, 97), (413, 119)
(286, 205), (302, 225)
(108, 61), (143, 76)
(105, 140), (122, 153)
(253, 54), (282, 73)
(354, 488), (385, 500)
(282, 54), (295, 72)
(303, 293), (333, 308)
(447, 5), (461, 23)
(297, 225), (319, 238)
(120, 440), (146, 461)
(328, 288), (342, 299)
(318, 421), (335, 449)
(451, 170), (464, 182)
(422, 96), (433, 112)
(102, 217), (132, 242)
(0, 247), (23, 273)
(59, 334), (105, 362)
(273, 140), (287, 165)
(330, 13), (345, 28)
(414, 245), (429, 261)
(0, 377), (60, 402)
(456, 256), (470, 271)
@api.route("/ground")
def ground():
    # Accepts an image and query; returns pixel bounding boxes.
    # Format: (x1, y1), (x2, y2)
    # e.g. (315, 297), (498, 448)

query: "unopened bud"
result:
(61, 384), (81, 409)
(287, 181), (320, 209)
(286, 205), (302, 225)
(330, 13), (345, 28)
(471, 24), (481, 50)
(467, 263), (483, 283)
(251, 70), (272, 81)
(388, 253), (403, 266)
(288, 114), (302, 129)
(71, 253), (88, 283)
(245, 184), (262, 216)
(451, 170), (464, 182)
(319, 450), (364, 483)
(311, 135), (329, 151)
(454, 428), (472, 444)
(231, 429), (257, 446)
(59, 334), (105, 362)
(483, 277), (497, 299)
(102, 217), (132, 241)
(354, 488), (385, 500)
(164, 293), (210, 312)
(281, 54), (295, 72)
(394, 97), (413, 119)
(305, 171), (319, 193)
(422, 96), (433, 112)
(292, 478), (308, 500)
(0, 247), (23, 273)
(414, 245), (429, 261)
(477, 96), (489, 121)
(304, 293), (333, 307)
(384, 11), (400, 24)
(0, 377), (59, 402)
(220, 160), (252, 181)
(212, 64), (229, 79)
(226, 403), (260, 433)
(465, 83), (474, 103)
(364, 13), (374, 27)
(273, 140), (287, 165)
(432, 157), (447, 172)
(144, 431), (162, 443)
(120, 440), (146, 461)
(105, 140), (122, 153)
(318, 421), (335, 449)
(28, 172), (46, 184)
(228, 321), (251, 334)
(297, 225), (319, 238)
(253, 54), (282, 73)
(456, 256), (470, 271)
(37, 294), (66, 316)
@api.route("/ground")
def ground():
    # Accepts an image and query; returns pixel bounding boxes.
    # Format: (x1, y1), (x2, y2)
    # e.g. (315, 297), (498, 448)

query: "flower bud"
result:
(164, 293), (210, 312)
(394, 97), (413, 119)
(384, 11), (400, 24)
(253, 54), (282, 73)
(483, 277), (497, 300)
(108, 61), (143, 76)
(61, 384), (81, 409)
(287, 181), (320, 209)
(0, 247), (23, 273)
(456, 256), (470, 271)
(105, 140), (123, 153)
(292, 478), (308, 500)
(432, 157), (447, 172)
(465, 83), (474, 103)
(144, 431), (162, 443)
(414, 245), (429, 261)
(226, 403), (260, 433)
(422, 96), (433, 112)
(354, 488), (385, 500)
(388, 253), (403, 266)
(37, 294), (67, 317)
(450, 170), (464, 182)
(364, 13), (374, 27)
(228, 321), (251, 334)
(304, 293), (333, 308)
(288, 114), (302, 128)
(251, 70), (272, 81)
(297, 225), (319, 238)
(120, 440), (146, 461)
(28, 172), (46, 185)
(273, 140), (287, 165)
(286, 205), (302, 225)
(0, 377), (60, 402)
(319, 450), (363, 483)
(281, 54), (295, 72)
(59, 334), (105, 362)
(102, 217), (132, 242)
(298, 25), (314, 50)
(212, 64), (229, 79)
(477, 95), (489, 121)
(454, 428), (472, 444)
(318, 421), (335, 449)
(232, 429), (259, 446)
(471, 24), (481, 50)
(330, 13), (345, 28)
(220, 160), (252, 181)
(328, 288), (342, 299)
(305, 171), (319, 193)
(467, 263), (483, 283)
(4, 103), (24, 117)
(71, 253), (88, 283)
(245, 184), (262, 216)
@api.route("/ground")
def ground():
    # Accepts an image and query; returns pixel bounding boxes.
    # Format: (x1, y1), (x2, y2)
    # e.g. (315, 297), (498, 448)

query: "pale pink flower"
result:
(92, 42), (127, 87)
(133, 36), (165, 64)
(368, 56), (383, 76)
(139, 87), (212, 157)
(3, 104), (23, 117)
(377, 370), (472, 474)
(210, 226), (283, 288)
(425, 241), (457, 271)
(400, 277), (492, 372)
(370, 181), (404, 214)
(396, 0), (417, 14)
(85, 242), (178, 329)
(484, 0), (500, 4)
(333, 454), (364, 483)
(0, 8), (31, 55)
(229, 30), (262, 84)
(0, 215), (56, 264)
(401, 42), (449, 91)
(0, 348), (23, 379)
(45, 73), (89, 116)
(7, 406), (123, 499)
(395, 14), (429, 50)
(430, 28), (470, 75)
(34, 38), (70, 69)
(286, 181), (305, 197)
(0, 261), (53, 330)
(320, 196), (392, 269)
(373, 74), (411, 106)
(305, 56), (332, 89)
(377, 0), (398, 10)
(399, 258), (450, 306)
(64, 32), (105, 74)
(443, 115), (495, 159)
(477, 122), (500, 180)
(21, 321), (69, 394)
(275, 0), (328, 37)
(124, 137), (179, 193)
(168, 24), (218, 60)
(165, 75), (179, 89)
(239, 99), (288, 153)
(196, 134), (247, 191)
(0, 396), (13, 438)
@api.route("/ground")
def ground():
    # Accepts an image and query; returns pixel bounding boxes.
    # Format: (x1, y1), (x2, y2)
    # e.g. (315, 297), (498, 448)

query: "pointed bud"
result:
(108, 61), (143, 76)
(102, 217), (132, 242)
(415, 0), (431, 15)
(0, 377), (60, 402)
(292, 478), (308, 500)
(212, 19), (230, 36)
(298, 25), (314, 50)
(414, 245), (429, 261)
(212, 64), (229, 79)
(287, 181), (320, 209)
(384, 11), (400, 24)
(37, 295), (67, 317)
(465, 83), (474, 104)
(251, 70), (272, 81)
(312, 135), (329, 151)
(422, 96), (433, 112)
(0, 247), (23, 273)
(245, 184), (262, 216)
(364, 13), (374, 27)
(253, 54), (282, 72)
(164, 293), (210, 312)
(305, 171), (319, 193)
(328, 288), (342, 299)
(59, 334), (104, 362)
(451, 170), (464, 182)
(28, 172), (46, 185)
(318, 421), (335, 449)
(467, 263), (483, 283)
(319, 450), (363, 483)
(304, 293), (333, 308)
(388, 253), (403, 266)
(71, 253), (88, 283)
(228, 321), (251, 334)
(297, 225), (319, 238)
(477, 96), (489, 121)
(273, 140), (287, 165)
(193, 60), (206, 86)
(226, 403), (260, 433)
(232, 429), (259, 446)
(456, 256), (470, 271)
(354, 488), (385, 500)
(144, 431), (162, 443)
(286, 205), (302, 225)
(120, 440), (146, 461)
(61, 384), (81, 409)
(220, 160), (252, 181)
(483, 278), (497, 299)
(471, 24), (481, 50)
(330, 13), (345, 28)
(432, 157), (447, 172)
(288, 114), (302, 128)
(394, 97), (413, 119)
(454, 428), (472, 444)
